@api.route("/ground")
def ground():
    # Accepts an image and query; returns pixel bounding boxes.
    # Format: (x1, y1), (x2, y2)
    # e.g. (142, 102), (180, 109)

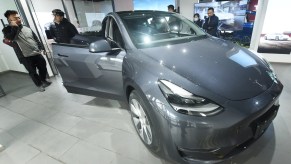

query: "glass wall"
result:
(133, 0), (175, 11)
(72, 0), (113, 32)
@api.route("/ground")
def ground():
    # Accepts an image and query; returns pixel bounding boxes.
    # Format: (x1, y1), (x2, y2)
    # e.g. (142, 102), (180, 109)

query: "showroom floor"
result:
(0, 63), (290, 164)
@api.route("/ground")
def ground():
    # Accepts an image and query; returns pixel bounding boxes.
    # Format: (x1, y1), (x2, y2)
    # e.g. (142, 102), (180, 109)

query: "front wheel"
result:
(129, 90), (160, 152)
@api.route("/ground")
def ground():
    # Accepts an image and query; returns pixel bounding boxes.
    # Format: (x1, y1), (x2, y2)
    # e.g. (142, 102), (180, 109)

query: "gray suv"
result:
(52, 11), (283, 163)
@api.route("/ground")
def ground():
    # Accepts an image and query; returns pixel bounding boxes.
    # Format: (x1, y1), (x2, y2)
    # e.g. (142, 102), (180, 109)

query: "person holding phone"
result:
(2, 10), (51, 92)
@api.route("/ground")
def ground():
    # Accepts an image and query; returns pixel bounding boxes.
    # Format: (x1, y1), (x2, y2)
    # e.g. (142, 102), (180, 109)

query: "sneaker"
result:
(0, 144), (5, 152)
(38, 86), (45, 92)
(42, 81), (52, 88)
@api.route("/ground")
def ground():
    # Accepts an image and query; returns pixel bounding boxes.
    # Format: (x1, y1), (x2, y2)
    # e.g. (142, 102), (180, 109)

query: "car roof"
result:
(116, 10), (171, 15)
(116, 10), (169, 14)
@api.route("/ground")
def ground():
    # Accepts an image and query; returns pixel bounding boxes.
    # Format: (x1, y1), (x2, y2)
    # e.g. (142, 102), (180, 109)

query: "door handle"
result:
(58, 54), (68, 57)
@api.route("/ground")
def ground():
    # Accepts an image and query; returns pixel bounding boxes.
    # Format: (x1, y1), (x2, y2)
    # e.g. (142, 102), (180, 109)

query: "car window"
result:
(118, 12), (206, 49)
(107, 17), (125, 49)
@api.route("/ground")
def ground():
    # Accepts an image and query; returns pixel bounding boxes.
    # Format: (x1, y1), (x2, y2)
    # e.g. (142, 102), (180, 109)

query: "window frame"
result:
(106, 16), (125, 49)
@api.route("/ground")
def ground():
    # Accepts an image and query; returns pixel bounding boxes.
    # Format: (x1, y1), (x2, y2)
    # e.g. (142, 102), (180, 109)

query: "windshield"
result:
(118, 11), (207, 49)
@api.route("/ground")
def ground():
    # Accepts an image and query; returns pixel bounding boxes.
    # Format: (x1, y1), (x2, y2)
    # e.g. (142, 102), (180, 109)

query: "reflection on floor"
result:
(0, 63), (290, 164)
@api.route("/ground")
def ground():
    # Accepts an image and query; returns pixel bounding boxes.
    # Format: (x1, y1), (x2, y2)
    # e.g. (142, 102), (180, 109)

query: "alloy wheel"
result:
(130, 98), (153, 145)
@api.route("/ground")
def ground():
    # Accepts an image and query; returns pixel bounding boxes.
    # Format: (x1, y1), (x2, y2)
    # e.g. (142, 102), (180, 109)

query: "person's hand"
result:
(10, 21), (18, 27)
(40, 50), (45, 55)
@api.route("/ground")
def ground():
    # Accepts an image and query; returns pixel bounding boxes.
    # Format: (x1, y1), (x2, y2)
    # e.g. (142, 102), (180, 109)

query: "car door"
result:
(52, 16), (126, 100)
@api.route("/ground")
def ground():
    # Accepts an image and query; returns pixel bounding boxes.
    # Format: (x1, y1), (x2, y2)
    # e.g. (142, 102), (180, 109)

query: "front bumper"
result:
(177, 104), (279, 162)
(148, 81), (283, 163)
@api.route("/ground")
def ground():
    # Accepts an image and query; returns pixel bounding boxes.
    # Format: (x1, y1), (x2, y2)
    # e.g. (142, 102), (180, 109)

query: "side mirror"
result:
(89, 38), (111, 53)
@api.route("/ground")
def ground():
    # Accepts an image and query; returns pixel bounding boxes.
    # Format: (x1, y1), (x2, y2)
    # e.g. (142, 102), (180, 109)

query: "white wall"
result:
(114, 0), (133, 12)
(0, 0), (27, 73)
(0, 49), (9, 72)
(179, 0), (198, 20)
(74, 0), (113, 27)
(0, 35), (10, 72)
(64, 0), (79, 27)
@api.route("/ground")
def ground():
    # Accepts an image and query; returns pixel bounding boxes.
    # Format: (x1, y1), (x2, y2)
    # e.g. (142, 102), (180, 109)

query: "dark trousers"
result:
(21, 54), (48, 87)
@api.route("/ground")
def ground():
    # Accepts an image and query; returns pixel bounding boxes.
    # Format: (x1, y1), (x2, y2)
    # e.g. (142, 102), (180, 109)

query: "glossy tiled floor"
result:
(0, 63), (290, 164)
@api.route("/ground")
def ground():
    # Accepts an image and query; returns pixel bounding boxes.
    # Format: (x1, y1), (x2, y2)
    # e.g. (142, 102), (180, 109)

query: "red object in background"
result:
(248, 0), (258, 11)
(247, 0), (258, 22)
(283, 32), (291, 37)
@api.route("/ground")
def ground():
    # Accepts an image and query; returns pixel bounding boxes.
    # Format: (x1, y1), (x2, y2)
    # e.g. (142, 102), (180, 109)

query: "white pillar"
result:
(114, 0), (133, 12)
(249, 0), (269, 51)
(178, 0), (199, 20)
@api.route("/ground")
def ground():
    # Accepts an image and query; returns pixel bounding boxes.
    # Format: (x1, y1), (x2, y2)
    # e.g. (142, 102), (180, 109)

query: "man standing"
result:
(168, 5), (175, 12)
(2, 10), (51, 92)
(203, 7), (219, 37)
(49, 9), (78, 43)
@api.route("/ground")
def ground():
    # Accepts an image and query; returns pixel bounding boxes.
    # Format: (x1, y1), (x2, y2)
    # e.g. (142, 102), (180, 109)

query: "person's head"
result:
(193, 13), (200, 21)
(52, 9), (64, 23)
(207, 7), (214, 17)
(4, 10), (22, 25)
(168, 5), (174, 12)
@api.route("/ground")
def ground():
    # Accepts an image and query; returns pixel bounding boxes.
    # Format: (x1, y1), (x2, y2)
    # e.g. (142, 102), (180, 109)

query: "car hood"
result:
(139, 37), (275, 100)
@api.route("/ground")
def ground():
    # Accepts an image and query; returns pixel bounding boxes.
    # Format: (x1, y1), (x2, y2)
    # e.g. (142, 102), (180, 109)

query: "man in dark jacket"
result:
(49, 9), (78, 43)
(203, 7), (219, 37)
(2, 10), (51, 92)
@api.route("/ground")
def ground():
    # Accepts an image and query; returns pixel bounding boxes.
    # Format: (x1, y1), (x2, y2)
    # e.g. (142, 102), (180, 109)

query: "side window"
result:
(107, 18), (125, 49)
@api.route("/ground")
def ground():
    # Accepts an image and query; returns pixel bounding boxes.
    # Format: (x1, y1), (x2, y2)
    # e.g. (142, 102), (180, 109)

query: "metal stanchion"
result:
(0, 85), (5, 97)
(0, 144), (5, 152)
(0, 85), (6, 152)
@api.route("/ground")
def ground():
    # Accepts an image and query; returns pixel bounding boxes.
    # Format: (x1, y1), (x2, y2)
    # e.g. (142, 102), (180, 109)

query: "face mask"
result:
(194, 18), (198, 21)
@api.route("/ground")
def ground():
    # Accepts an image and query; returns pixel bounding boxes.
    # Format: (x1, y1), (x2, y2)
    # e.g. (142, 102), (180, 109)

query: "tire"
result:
(265, 36), (268, 40)
(128, 90), (160, 152)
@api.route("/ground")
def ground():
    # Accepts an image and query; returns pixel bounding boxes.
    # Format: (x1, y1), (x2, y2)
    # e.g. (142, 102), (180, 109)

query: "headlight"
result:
(158, 80), (223, 117)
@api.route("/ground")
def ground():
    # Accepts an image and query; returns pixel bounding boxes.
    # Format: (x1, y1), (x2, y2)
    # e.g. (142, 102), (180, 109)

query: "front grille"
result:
(178, 104), (279, 162)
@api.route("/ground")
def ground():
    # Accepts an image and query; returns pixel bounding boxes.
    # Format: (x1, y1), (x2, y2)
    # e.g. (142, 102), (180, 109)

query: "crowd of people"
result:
(168, 4), (219, 37)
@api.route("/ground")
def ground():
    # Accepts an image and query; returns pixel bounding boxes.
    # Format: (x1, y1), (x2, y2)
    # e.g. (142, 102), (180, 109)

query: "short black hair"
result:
(168, 5), (174, 10)
(208, 7), (214, 12)
(194, 13), (200, 18)
(52, 9), (64, 16)
(4, 10), (18, 18)
(52, 9), (62, 14)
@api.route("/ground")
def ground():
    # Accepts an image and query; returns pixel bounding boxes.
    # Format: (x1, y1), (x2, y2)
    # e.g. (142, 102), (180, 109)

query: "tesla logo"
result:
(267, 71), (278, 84)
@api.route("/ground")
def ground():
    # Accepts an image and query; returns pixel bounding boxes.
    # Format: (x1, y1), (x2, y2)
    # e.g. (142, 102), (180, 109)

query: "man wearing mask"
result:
(49, 9), (78, 43)
(2, 10), (51, 92)
(193, 13), (203, 28)
(203, 7), (219, 37)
